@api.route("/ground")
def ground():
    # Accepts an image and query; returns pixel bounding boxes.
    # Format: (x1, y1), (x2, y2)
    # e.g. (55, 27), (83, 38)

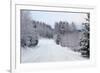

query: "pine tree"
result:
(71, 22), (76, 32)
(80, 13), (90, 58)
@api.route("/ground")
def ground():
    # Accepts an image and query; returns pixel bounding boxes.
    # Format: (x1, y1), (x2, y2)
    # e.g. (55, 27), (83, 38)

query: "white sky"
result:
(30, 11), (87, 29)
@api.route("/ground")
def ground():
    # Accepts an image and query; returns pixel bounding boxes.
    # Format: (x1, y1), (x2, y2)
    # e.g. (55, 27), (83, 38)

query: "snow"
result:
(21, 38), (86, 63)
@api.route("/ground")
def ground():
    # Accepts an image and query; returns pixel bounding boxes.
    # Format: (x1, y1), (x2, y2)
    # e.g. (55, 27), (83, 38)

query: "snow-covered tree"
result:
(80, 13), (90, 58)
(70, 22), (76, 32)
(54, 21), (70, 45)
(20, 10), (39, 47)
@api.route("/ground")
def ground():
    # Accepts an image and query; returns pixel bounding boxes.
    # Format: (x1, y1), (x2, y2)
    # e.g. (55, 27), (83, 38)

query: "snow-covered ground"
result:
(21, 38), (86, 63)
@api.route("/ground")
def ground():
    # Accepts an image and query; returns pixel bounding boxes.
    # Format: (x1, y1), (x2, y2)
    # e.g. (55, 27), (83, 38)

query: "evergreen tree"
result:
(80, 13), (90, 58)
(71, 22), (76, 32)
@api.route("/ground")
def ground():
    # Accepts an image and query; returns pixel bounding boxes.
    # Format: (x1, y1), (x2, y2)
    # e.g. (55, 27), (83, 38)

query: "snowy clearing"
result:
(21, 38), (87, 63)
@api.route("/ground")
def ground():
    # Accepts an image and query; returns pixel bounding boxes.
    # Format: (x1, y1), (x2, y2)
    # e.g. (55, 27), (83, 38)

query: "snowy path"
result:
(21, 39), (86, 63)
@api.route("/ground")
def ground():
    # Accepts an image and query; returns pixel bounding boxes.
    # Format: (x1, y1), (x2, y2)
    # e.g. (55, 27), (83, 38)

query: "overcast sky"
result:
(30, 11), (87, 29)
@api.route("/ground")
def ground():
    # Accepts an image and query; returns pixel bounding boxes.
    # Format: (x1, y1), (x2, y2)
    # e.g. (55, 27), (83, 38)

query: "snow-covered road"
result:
(21, 39), (86, 63)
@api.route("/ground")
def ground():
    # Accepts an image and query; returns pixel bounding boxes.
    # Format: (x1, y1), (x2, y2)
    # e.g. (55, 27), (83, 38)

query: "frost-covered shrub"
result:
(21, 38), (26, 47)
(21, 35), (38, 48)
(28, 36), (38, 47)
